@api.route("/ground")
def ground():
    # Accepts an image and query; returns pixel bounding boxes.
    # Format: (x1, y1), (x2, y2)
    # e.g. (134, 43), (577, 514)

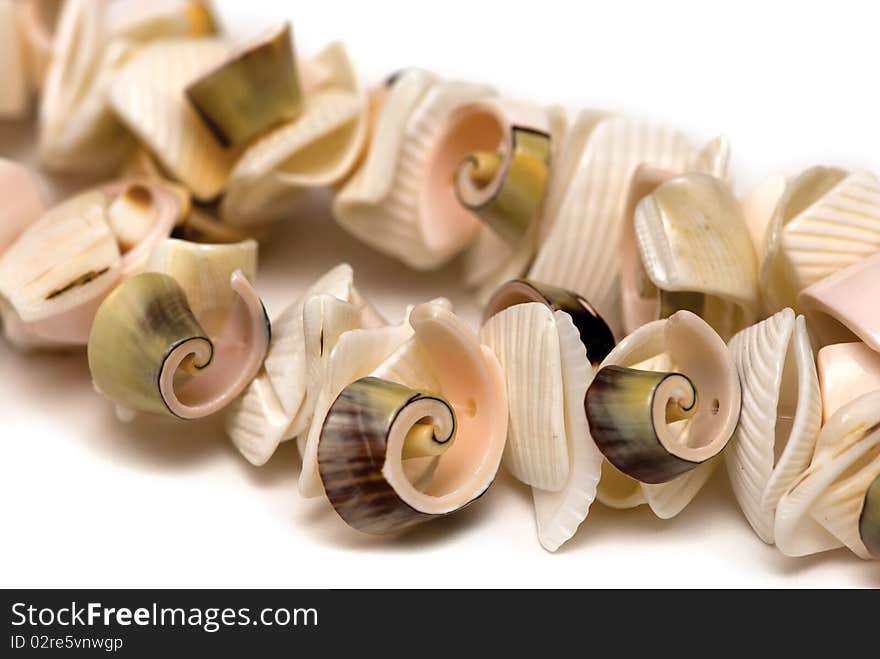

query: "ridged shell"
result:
(109, 38), (236, 201)
(333, 69), (495, 270)
(224, 264), (377, 466)
(221, 43), (368, 225)
(725, 310), (822, 543)
(532, 310), (603, 551)
(775, 391), (880, 559)
(38, 0), (132, 173)
(0, 0), (28, 117)
(480, 302), (569, 491)
(633, 173), (758, 339)
(528, 116), (697, 333)
(760, 168), (880, 313)
(799, 251), (880, 353)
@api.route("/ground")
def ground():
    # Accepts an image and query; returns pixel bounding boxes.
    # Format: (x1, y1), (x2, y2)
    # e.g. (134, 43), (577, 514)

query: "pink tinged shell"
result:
(799, 251), (880, 354)
(0, 159), (45, 255)
(817, 342), (880, 423)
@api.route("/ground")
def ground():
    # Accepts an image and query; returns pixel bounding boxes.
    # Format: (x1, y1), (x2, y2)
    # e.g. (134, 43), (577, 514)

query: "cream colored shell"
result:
(725, 309), (822, 543)
(0, 0), (28, 118)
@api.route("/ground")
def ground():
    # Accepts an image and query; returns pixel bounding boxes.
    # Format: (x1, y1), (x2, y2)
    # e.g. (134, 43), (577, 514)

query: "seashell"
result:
(740, 175), (786, 258)
(627, 173), (759, 340)
(0, 180), (182, 347)
(0, 159), (45, 256)
(481, 280), (611, 550)
(221, 42), (368, 225)
(725, 309), (822, 543)
(690, 136), (731, 180)
(186, 23), (301, 148)
(799, 251), (880, 353)
(528, 116), (700, 333)
(775, 391), (880, 559)
(484, 279), (616, 367)
(816, 342), (880, 424)
(586, 311), (740, 484)
(180, 209), (273, 244)
(225, 265), (382, 465)
(317, 302), (508, 533)
(760, 167), (880, 314)
(107, 0), (216, 43)
(109, 38), (237, 201)
(587, 312), (738, 518)
(15, 0), (61, 93)
(0, 0), (28, 118)
(88, 239), (269, 419)
(38, 0), (133, 174)
(333, 69), (496, 270)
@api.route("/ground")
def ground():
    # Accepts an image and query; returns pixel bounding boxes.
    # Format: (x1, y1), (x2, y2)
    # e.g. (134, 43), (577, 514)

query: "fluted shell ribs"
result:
(109, 38), (236, 201)
(0, 0), (27, 118)
(333, 69), (497, 270)
(316, 301), (508, 534)
(0, 160), (45, 256)
(37, 0), (130, 173)
(760, 167), (880, 314)
(88, 239), (270, 419)
(528, 116), (703, 333)
(0, 181), (182, 347)
(221, 42), (368, 225)
(625, 173), (758, 340)
(481, 280), (615, 551)
(224, 264), (384, 466)
(799, 251), (880, 353)
(775, 391), (880, 559)
(725, 309), (822, 543)
(588, 311), (741, 518)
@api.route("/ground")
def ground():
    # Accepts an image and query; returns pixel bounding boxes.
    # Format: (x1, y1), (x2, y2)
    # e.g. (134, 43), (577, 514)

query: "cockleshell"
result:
(589, 311), (740, 517)
(816, 343), (880, 424)
(186, 22), (301, 148)
(528, 116), (701, 333)
(37, 0), (134, 174)
(760, 167), (880, 314)
(799, 251), (880, 353)
(0, 180), (182, 347)
(0, 159), (45, 256)
(88, 239), (269, 419)
(0, 0), (28, 118)
(725, 309), (822, 543)
(109, 38), (237, 201)
(221, 42), (368, 225)
(224, 264), (384, 466)
(333, 69), (496, 270)
(481, 280), (614, 550)
(623, 173), (759, 339)
(775, 391), (880, 559)
(317, 301), (508, 534)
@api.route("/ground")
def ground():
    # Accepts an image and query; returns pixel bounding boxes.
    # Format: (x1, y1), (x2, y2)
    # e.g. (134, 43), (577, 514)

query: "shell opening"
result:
(398, 402), (456, 461)
(158, 270), (269, 419)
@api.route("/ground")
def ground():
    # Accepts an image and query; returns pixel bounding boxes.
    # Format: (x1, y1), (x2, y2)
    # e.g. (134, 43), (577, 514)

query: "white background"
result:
(2, 0), (880, 588)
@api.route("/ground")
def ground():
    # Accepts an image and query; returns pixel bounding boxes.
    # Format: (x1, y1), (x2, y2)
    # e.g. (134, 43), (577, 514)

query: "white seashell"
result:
(224, 264), (381, 466)
(739, 175), (786, 258)
(760, 167), (880, 314)
(481, 303), (570, 491)
(221, 43), (369, 226)
(817, 342), (880, 424)
(528, 116), (699, 334)
(0, 0), (28, 118)
(333, 69), (495, 270)
(298, 312), (418, 497)
(690, 135), (731, 180)
(0, 159), (45, 256)
(775, 391), (880, 559)
(629, 173), (759, 339)
(725, 310), (822, 543)
(38, 0), (134, 174)
(109, 38), (236, 201)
